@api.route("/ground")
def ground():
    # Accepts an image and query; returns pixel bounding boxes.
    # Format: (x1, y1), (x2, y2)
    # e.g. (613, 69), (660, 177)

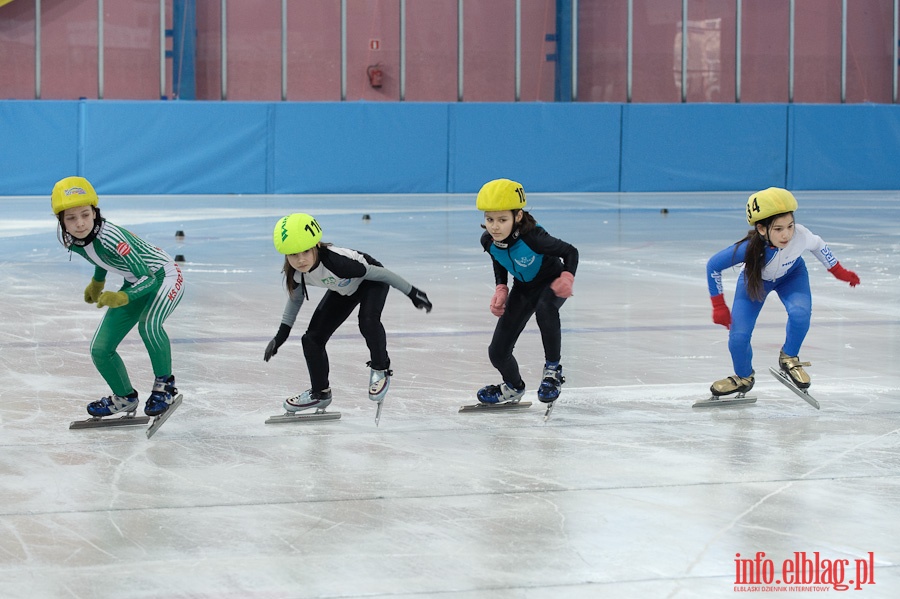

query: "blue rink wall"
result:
(2, 100), (899, 195)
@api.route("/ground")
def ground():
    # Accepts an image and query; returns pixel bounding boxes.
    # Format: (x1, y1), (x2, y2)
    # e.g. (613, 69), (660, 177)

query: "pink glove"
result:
(828, 262), (860, 287)
(490, 284), (508, 317)
(711, 294), (731, 329)
(550, 272), (574, 298)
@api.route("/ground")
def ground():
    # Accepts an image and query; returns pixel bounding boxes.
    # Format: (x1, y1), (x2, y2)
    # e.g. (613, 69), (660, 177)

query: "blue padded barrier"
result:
(272, 102), (449, 194)
(0, 101), (80, 195)
(448, 102), (621, 193)
(1, 100), (899, 195)
(621, 104), (789, 192)
(788, 104), (900, 190)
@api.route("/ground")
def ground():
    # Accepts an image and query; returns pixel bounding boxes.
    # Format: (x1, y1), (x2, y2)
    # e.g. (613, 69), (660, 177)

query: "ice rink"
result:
(1, 190), (898, 598)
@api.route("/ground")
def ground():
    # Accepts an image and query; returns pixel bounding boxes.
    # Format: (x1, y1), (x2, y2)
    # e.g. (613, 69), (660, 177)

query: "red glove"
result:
(828, 262), (860, 287)
(490, 284), (509, 317)
(711, 294), (731, 329)
(550, 271), (574, 298)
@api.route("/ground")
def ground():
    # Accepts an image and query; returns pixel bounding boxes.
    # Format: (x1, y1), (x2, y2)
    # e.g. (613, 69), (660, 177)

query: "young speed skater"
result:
(475, 178), (579, 406)
(52, 176), (185, 418)
(263, 213), (433, 414)
(706, 187), (859, 396)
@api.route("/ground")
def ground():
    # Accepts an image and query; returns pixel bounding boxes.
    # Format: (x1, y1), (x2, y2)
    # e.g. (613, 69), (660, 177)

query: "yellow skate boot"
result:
(779, 350), (811, 389)
(710, 373), (755, 396)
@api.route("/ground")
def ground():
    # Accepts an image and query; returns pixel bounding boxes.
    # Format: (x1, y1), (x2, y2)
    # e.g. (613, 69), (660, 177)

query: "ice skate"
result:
(368, 365), (392, 402)
(87, 390), (140, 417)
(70, 390), (150, 429)
(144, 375), (178, 417)
(768, 366), (820, 410)
(778, 350), (811, 389)
(267, 388), (341, 424)
(460, 382), (531, 413)
(283, 388), (333, 413)
(693, 373), (757, 408)
(537, 363), (565, 403)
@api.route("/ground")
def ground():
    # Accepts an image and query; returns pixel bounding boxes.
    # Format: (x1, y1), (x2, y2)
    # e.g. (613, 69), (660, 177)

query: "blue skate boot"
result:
(145, 375), (178, 417)
(284, 388), (333, 413)
(87, 390), (139, 417)
(477, 381), (526, 405)
(537, 363), (565, 403)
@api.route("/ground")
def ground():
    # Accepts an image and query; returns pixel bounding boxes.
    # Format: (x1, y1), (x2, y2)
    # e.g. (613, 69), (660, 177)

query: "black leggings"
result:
(488, 283), (566, 388)
(302, 280), (390, 391)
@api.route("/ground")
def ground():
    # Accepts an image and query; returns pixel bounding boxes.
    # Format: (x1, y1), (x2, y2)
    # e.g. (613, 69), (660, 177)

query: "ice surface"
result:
(0, 191), (898, 597)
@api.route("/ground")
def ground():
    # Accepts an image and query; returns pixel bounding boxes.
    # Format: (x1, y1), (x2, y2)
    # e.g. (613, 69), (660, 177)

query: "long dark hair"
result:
(56, 207), (102, 248)
(735, 212), (791, 301)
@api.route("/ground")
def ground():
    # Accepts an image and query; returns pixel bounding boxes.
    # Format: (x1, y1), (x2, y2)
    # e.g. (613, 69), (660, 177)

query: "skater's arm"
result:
(361, 264), (413, 295)
(281, 287), (305, 326)
(528, 229), (579, 275)
(706, 241), (747, 296)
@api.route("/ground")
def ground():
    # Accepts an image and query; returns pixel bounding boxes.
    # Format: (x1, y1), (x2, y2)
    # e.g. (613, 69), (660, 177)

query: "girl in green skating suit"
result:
(52, 176), (185, 418)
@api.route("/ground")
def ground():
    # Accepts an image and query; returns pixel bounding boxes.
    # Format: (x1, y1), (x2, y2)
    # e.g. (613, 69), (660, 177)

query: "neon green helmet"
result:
(476, 178), (527, 211)
(746, 187), (798, 224)
(273, 213), (322, 254)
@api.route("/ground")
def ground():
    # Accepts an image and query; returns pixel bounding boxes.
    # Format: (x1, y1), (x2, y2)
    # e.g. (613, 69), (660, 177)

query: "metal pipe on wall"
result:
(458, 0), (464, 101)
(160, 0), (166, 99)
(221, 0), (227, 100)
(627, 0), (633, 102)
(341, 0), (347, 101)
(400, 0), (407, 101)
(515, 0), (521, 101)
(735, 0), (742, 102)
(35, 0), (41, 99)
(840, 0), (847, 103)
(681, 0), (688, 102)
(571, 0), (578, 100)
(281, 0), (287, 101)
(789, 0), (795, 102)
(98, 0), (104, 99)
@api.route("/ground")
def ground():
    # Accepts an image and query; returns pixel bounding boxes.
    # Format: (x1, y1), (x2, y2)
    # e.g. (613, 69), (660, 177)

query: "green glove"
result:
(84, 278), (105, 304)
(97, 291), (129, 309)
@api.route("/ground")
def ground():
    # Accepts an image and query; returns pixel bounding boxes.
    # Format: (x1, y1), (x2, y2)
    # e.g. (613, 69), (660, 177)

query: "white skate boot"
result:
(284, 388), (333, 413)
(368, 365), (392, 402)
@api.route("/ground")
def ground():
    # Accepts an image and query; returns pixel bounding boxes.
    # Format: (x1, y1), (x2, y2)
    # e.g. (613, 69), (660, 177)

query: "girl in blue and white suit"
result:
(706, 187), (859, 397)
(475, 179), (579, 406)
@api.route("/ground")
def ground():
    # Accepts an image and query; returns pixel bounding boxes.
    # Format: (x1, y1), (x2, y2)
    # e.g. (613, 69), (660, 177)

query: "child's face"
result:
(286, 247), (318, 272)
(483, 210), (522, 242)
(62, 206), (95, 239)
(758, 213), (795, 248)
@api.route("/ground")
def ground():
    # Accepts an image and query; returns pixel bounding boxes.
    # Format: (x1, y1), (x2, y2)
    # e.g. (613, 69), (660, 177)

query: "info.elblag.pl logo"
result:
(734, 551), (876, 592)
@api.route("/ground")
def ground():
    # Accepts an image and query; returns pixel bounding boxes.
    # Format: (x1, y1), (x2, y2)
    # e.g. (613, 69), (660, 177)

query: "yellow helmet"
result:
(746, 187), (798, 224)
(273, 213), (323, 254)
(476, 178), (527, 211)
(51, 176), (99, 215)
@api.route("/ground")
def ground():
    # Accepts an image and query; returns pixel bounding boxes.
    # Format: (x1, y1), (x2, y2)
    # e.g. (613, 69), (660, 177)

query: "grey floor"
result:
(0, 191), (898, 598)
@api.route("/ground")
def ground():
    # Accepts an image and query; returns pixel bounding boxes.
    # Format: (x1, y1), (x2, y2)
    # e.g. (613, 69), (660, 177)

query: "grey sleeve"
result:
(364, 264), (413, 295)
(281, 287), (305, 326)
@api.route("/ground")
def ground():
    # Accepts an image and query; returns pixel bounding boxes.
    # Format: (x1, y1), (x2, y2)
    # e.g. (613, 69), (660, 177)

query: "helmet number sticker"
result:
(747, 197), (760, 221)
(515, 186), (526, 205)
(305, 219), (322, 237)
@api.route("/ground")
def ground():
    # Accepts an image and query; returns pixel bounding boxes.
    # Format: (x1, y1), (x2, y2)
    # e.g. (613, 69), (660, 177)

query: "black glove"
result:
(407, 286), (432, 313)
(264, 323), (292, 361)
